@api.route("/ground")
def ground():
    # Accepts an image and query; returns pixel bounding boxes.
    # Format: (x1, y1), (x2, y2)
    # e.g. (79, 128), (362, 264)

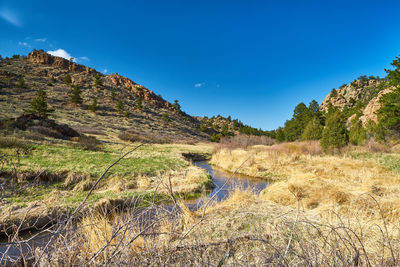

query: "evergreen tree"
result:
(116, 100), (124, 113)
(94, 73), (102, 86)
(16, 76), (26, 89)
(27, 89), (54, 117)
(110, 88), (116, 100)
(301, 116), (323, 140)
(88, 99), (99, 112)
(172, 99), (181, 111)
(136, 96), (143, 110)
(64, 74), (72, 85)
(70, 86), (83, 104)
(377, 54), (400, 138)
(283, 102), (312, 141)
(321, 111), (349, 151)
(349, 118), (366, 145)
(275, 127), (285, 142)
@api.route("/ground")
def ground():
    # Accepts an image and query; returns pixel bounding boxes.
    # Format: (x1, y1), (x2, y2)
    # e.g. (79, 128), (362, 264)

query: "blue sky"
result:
(1, 0), (400, 130)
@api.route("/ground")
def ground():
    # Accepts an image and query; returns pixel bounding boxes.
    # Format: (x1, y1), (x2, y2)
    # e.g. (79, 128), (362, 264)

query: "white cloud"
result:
(34, 38), (47, 42)
(18, 41), (30, 47)
(47, 49), (75, 61)
(78, 56), (90, 61)
(194, 82), (206, 88)
(102, 68), (108, 74)
(0, 8), (22, 27)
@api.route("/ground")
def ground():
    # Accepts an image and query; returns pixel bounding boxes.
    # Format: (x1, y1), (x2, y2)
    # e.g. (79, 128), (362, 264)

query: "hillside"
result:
(0, 50), (209, 142)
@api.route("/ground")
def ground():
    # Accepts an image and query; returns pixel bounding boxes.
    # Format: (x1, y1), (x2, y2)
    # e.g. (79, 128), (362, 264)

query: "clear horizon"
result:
(1, 0), (400, 130)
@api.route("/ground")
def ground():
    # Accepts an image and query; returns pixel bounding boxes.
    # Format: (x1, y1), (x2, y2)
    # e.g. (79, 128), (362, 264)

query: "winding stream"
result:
(0, 161), (268, 263)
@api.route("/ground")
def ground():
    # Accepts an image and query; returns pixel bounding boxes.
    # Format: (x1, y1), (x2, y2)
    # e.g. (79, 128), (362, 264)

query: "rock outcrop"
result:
(107, 73), (173, 109)
(359, 87), (394, 126)
(27, 50), (96, 74)
(319, 79), (381, 112)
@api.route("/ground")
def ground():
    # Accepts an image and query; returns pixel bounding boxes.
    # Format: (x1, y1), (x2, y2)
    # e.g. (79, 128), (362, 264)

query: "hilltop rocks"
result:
(320, 79), (381, 112)
(27, 50), (95, 74)
(107, 73), (173, 109)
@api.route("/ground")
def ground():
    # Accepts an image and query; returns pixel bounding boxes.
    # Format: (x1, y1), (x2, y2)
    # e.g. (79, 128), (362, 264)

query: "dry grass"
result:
(211, 141), (400, 223)
(30, 188), (400, 266)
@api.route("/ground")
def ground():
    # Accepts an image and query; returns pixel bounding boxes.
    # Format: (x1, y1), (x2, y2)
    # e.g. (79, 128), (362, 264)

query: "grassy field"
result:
(0, 136), (214, 231)
(210, 141), (400, 223)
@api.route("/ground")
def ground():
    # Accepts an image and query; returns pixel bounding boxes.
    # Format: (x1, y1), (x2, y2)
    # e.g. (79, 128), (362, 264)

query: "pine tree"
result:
(301, 116), (323, 141)
(64, 74), (72, 85)
(88, 99), (99, 112)
(94, 73), (102, 86)
(172, 99), (181, 111)
(110, 88), (116, 100)
(321, 111), (349, 152)
(349, 118), (367, 145)
(377, 54), (400, 138)
(16, 76), (26, 89)
(27, 89), (54, 117)
(70, 86), (83, 105)
(116, 100), (124, 113)
(136, 96), (143, 110)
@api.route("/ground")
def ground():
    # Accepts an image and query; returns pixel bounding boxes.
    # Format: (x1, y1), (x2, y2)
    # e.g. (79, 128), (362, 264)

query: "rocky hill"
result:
(0, 50), (209, 142)
(319, 76), (392, 125)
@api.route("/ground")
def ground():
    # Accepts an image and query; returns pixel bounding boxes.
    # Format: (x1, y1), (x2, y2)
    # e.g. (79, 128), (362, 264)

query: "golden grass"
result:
(211, 141), (400, 223)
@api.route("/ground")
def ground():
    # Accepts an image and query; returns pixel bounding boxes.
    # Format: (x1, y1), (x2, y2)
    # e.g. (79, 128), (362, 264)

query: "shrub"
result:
(70, 86), (83, 105)
(136, 97), (143, 110)
(64, 74), (72, 85)
(94, 73), (103, 86)
(217, 134), (275, 149)
(330, 88), (337, 98)
(75, 135), (102, 151)
(161, 113), (170, 123)
(115, 100), (124, 113)
(88, 99), (100, 112)
(118, 131), (171, 144)
(172, 100), (181, 111)
(16, 76), (26, 89)
(110, 89), (116, 100)
(210, 133), (222, 142)
(321, 111), (348, 152)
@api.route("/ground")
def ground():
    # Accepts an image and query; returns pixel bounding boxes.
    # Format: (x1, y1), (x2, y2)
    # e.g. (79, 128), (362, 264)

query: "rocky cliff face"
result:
(28, 49), (96, 74)
(107, 74), (173, 110)
(319, 78), (391, 126)
(319, 79), (381, 112)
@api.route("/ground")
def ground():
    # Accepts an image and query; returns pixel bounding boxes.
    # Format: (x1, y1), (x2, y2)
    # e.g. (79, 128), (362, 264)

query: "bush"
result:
(321, 111), (348, 152)
(118, 131), (171, 144)
(64, 74), (72, 85)
(88, 99), (100, 112)
(115, 100), (124, 113)
(161, 113), (170, 123)
(16, 76), (26, 89)
(210, 133), (222, 142)
(217, 134), (275, 149)
(136, 97), (143, 110)
(75, 135), (102, 151)
(330, 88), (337, 98)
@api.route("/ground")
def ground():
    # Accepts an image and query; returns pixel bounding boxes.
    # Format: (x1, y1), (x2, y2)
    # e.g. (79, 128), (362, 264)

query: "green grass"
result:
(350, 152), (400, 173)
(1, 143), (189, 178)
